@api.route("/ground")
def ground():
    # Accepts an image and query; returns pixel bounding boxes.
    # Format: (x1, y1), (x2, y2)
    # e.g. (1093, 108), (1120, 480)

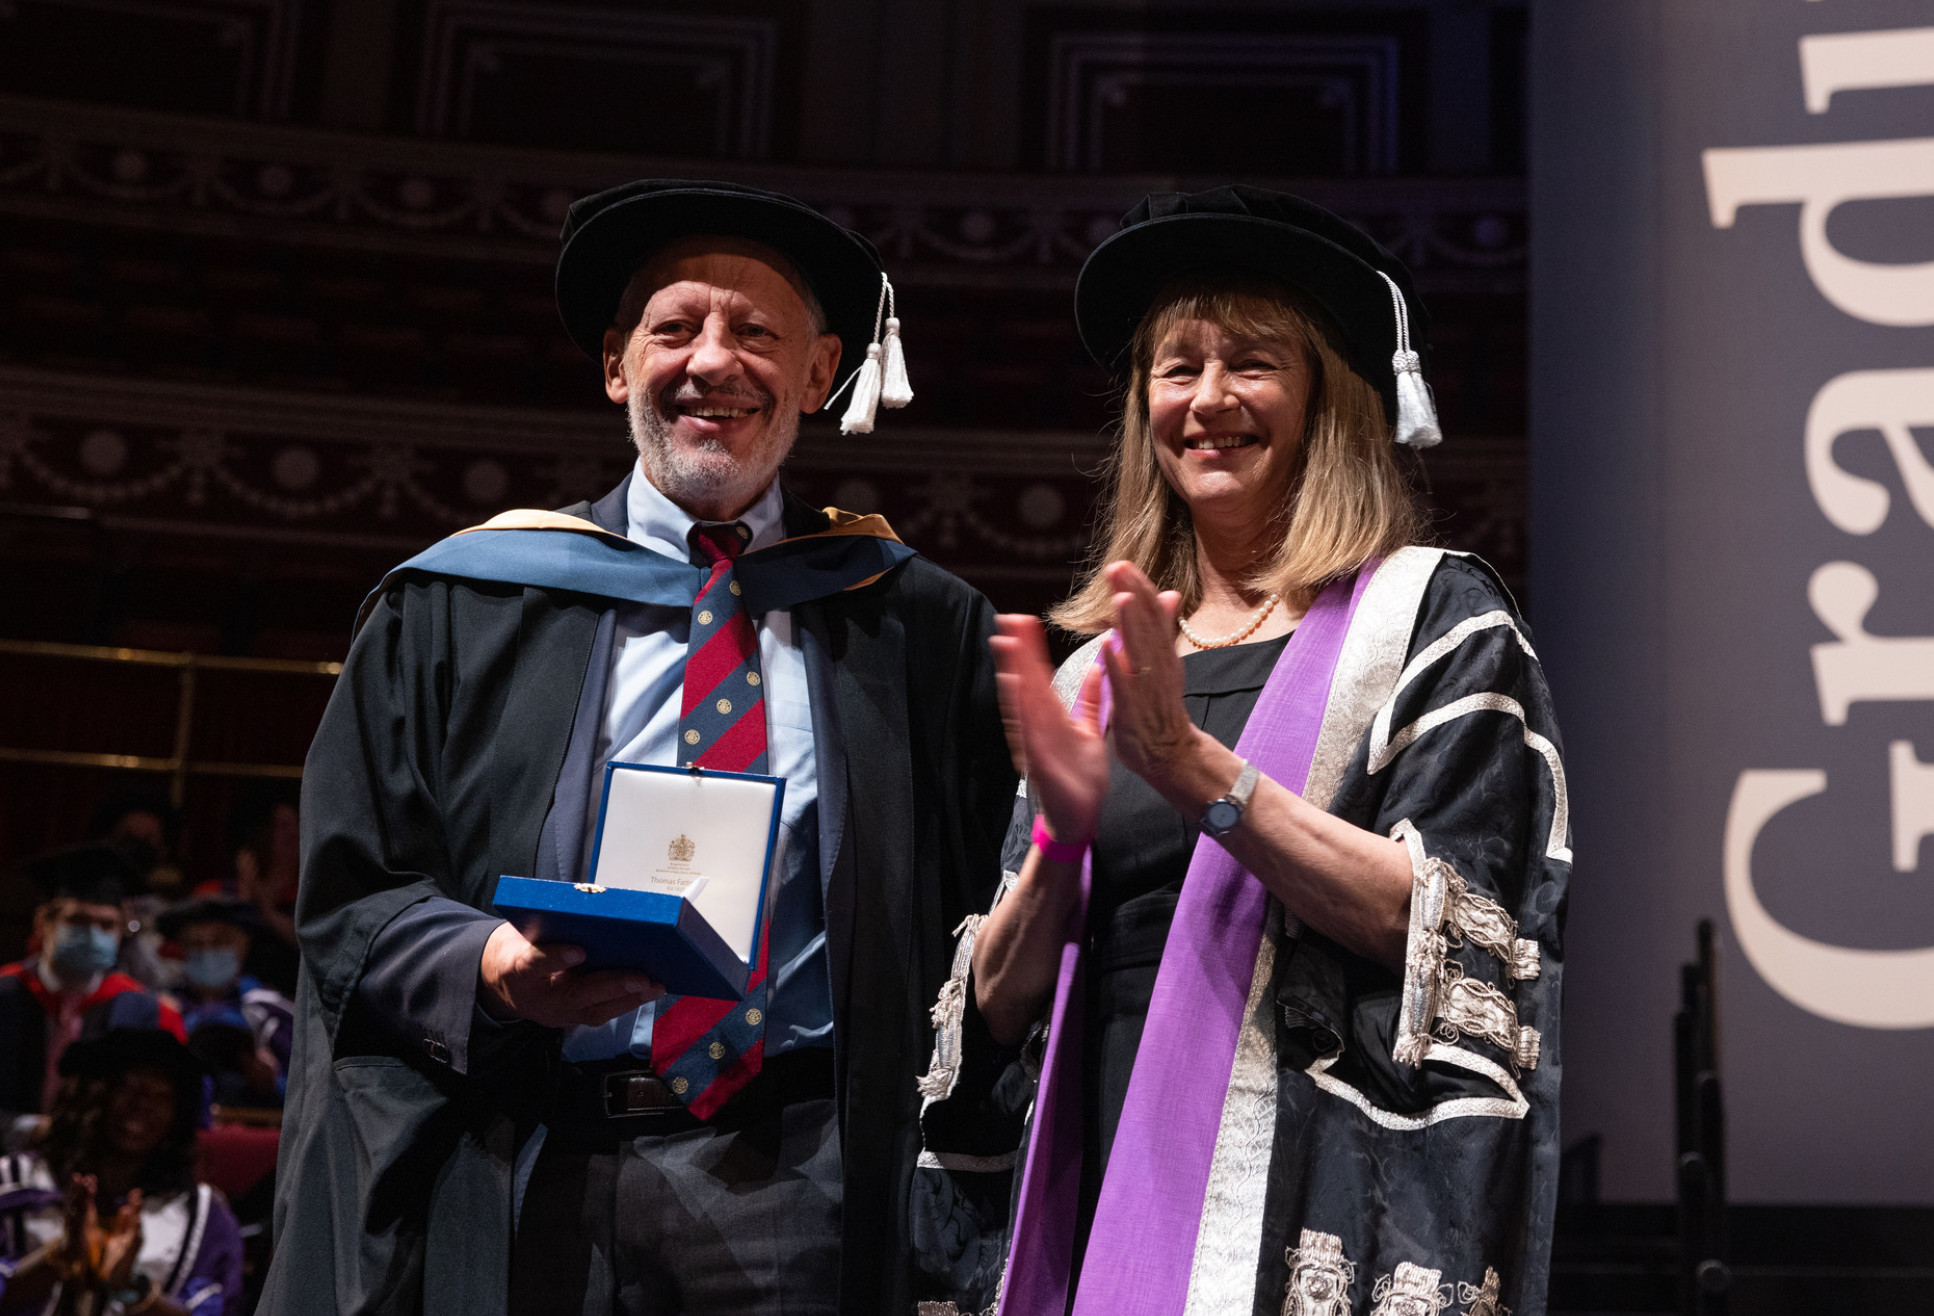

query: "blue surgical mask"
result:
(50, 924), (120, 981)
(182, 946), (243, 991)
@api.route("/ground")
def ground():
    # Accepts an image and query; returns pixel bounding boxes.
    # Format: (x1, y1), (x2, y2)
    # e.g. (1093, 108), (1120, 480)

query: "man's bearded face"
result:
(604, 240), (842, 521)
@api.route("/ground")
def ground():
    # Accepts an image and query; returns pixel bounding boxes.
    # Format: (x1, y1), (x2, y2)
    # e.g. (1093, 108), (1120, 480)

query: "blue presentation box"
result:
(493, 761), (785, 1001)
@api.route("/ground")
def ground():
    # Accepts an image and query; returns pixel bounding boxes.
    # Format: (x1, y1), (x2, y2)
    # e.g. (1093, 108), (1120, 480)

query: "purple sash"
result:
(1000, 564), (1376, 1316)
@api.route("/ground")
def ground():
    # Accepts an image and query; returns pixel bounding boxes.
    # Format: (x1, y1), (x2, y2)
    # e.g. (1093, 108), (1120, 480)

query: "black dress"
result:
(1076, 632), (1292, 1263)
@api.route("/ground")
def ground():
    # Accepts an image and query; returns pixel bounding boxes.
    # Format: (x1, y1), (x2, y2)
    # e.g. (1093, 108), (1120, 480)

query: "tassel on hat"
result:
(838, 273), (912, 434)
(1377, 271), (1442, 449)
(839, 344), (883, 434)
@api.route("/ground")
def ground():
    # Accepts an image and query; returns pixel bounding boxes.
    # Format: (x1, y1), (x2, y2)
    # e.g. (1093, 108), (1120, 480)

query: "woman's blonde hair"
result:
(1050, 275), (1425, 635)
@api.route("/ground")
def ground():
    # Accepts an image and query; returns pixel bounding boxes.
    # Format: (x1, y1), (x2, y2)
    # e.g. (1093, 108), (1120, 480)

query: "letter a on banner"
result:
(1805, 369), (1934, 533)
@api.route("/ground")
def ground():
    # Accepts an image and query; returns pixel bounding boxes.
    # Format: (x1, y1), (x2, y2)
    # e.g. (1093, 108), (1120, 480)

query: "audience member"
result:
(0, 853), (185, 1122)
(213, 786), (299, 996)
(0, 1028), (242, 1315)
(86, 790), (186, 902)
(155, 900), (292, 1109)
(90, 789), (191, 994)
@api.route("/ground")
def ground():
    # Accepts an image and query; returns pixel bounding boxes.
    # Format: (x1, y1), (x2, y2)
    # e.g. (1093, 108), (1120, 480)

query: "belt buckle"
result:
(600, 1069), (672, 1118)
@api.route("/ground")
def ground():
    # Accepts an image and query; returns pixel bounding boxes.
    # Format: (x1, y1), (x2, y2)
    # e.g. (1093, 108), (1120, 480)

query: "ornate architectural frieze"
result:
(0, 95), (1524, 288)
(0, 365), (1107, 564)
(0, 364), (1524, 601)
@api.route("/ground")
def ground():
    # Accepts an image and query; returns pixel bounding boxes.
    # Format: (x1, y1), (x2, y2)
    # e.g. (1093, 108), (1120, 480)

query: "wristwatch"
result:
(1201, 759), (1260, 840)
(108, 1273), (152, 1311)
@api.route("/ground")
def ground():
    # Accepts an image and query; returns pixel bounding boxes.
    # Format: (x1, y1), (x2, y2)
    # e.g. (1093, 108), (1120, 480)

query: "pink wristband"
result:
(1031, 814), (1091, 865)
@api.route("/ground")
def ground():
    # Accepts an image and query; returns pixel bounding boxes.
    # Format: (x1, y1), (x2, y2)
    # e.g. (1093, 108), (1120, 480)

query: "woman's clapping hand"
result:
(990, 613), (1108, 851)
(1096, 561), (1200, 800)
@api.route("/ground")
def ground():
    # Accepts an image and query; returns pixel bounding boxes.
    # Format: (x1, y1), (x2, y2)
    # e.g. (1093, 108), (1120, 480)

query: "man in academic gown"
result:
(260, 181), (1016, 1315)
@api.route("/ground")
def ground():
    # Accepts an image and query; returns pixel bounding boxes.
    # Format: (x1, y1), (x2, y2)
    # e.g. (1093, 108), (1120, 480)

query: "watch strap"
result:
(1228, 759), (1260, 809)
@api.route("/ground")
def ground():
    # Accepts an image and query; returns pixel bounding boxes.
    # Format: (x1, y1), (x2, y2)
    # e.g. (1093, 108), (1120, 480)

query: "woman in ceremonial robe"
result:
(911, 187), (1567, 1316)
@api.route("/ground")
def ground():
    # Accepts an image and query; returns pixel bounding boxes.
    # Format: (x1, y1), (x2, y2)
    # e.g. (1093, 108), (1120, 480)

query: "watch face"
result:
(1204, 800), (1241, 834)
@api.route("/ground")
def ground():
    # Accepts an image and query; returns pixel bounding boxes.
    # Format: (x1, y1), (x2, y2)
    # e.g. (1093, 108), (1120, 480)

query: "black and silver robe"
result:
(913, 547), (1569, 1316)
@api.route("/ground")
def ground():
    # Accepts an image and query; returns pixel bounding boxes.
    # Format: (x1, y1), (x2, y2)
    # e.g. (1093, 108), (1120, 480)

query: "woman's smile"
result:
(1181, 432), (1260, 452)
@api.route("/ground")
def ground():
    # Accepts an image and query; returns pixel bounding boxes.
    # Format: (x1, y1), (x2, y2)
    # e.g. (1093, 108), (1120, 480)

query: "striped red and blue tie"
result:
(652, 520), (773, 1117)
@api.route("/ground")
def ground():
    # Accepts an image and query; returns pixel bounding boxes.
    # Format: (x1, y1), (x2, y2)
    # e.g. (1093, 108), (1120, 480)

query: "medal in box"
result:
(494, 760), (784, 1000)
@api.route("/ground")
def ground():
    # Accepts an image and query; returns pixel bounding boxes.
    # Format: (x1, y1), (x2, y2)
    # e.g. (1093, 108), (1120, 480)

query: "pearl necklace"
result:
(1178, 593), (1282, 650)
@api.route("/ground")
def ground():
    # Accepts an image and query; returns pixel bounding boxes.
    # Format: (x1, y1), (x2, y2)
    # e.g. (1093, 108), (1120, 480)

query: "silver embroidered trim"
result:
(1389, 823), (1540, 1073)
(917, 872), (1018, 1105)
(1302, 548), (1446, 815)
(1283, 1229), (1356, 1316)
(1306, 1041), (1528, 1128)
(916, 1148), (1020, 1172)
(1370, 1262), (1452, 1316)
(1052, 633), (1108, 708)
(916, 1301), (998, 1316)
(917, 911), (986, 1102)
(1392, 821), (1452, 1068)
(1511, 938), (1541, 981)
(1182, 909), (1281, 1316)
(1435, 964), (1540, 1072)
(1458, 1267), (1508, 1316)
(1445, 882), (1540, 982)
(1366, 612), (1571, 864)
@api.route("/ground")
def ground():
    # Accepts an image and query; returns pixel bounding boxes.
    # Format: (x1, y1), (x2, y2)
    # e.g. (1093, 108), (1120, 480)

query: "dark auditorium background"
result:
(22, 3), (1925, 1312)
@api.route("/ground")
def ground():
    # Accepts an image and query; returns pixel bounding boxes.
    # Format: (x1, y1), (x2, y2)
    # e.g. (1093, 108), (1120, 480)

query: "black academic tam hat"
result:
(156, 896), (260, 942)
(59, 1026), (206, 1090)
(23, 843), (134, 906)
(555, 179), (886, 376)
(1075, 185), (1441, 447)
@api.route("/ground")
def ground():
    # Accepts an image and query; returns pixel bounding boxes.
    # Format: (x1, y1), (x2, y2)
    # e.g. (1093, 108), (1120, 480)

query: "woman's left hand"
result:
(1100, 561), (1205, 799)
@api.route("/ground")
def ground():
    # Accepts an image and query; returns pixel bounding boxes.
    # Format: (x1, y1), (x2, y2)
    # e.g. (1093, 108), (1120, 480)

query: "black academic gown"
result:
(260, 477), (1016, 1316)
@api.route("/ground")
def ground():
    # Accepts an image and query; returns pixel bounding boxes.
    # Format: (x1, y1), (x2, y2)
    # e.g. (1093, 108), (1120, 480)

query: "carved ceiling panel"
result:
(0, 0), (308, 118)
(1026, 6), (1428, 176)
(412, 1), (787, 158)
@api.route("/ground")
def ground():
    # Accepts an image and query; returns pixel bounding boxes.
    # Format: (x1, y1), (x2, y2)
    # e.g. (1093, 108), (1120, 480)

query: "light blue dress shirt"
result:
(562, 469), (831, 1063)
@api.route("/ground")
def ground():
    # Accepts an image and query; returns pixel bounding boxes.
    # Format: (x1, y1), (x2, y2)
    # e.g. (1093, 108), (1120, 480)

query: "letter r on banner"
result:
(1808, 563), (1934, 725)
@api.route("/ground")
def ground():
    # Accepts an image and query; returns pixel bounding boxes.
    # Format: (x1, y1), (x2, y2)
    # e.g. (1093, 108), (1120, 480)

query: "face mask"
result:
(50, 924), (120, 981)
(182, 947), (243, 991)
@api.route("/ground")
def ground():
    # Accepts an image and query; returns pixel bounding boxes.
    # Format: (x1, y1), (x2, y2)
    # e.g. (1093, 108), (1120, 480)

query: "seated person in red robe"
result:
(0, 850), (185, 1124)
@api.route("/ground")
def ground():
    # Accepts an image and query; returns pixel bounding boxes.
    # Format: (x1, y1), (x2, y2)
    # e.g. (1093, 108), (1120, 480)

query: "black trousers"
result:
(509, 1094), (842, 1316)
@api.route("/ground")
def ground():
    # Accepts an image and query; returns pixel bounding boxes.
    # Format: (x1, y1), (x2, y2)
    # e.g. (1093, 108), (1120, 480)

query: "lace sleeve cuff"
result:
(1389, 820), (1541, 1072)
(918, 870), (1019, 1103)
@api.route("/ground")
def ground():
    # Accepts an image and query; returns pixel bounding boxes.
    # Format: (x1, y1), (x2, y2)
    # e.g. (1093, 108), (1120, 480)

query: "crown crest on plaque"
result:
(668, 833), (696, 863)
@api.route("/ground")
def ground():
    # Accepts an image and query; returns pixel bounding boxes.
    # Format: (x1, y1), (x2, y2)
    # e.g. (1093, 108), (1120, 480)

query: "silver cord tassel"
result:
(880, 276), (913, 409)
(838, 272), (910, 434)
(839, 343), (883, 434)
(1378, 271), (1442, 449)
